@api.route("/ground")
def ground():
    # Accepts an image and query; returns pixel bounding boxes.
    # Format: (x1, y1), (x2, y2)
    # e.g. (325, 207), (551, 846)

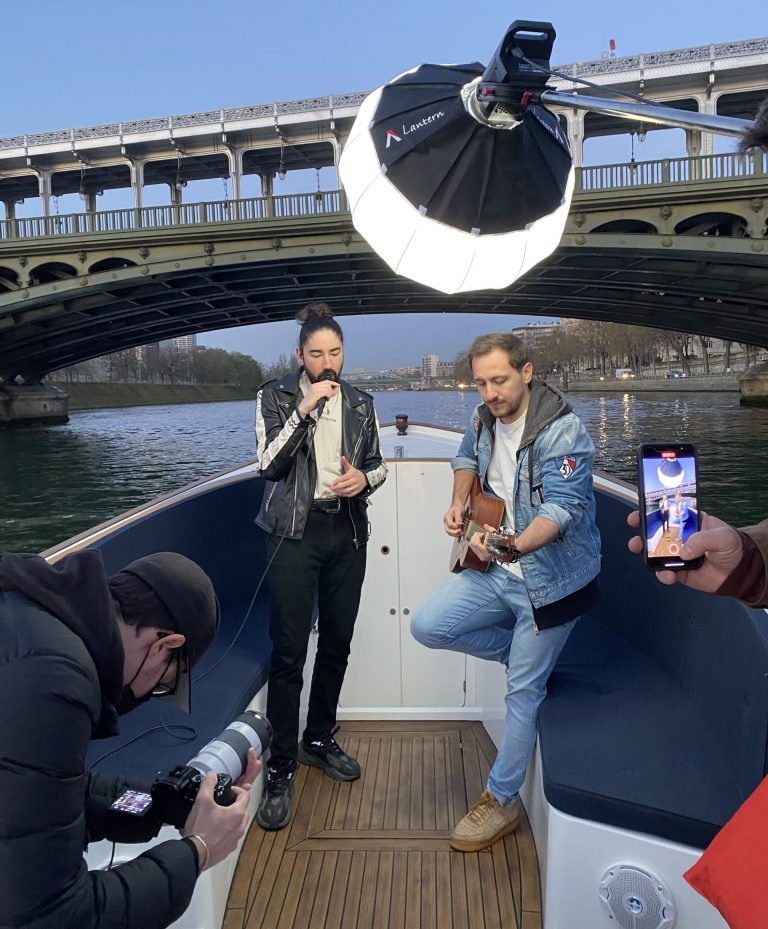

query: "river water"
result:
(1, 390), (766, 553)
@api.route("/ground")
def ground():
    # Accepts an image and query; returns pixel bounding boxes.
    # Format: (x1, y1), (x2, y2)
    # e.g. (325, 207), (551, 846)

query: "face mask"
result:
(116, 640), (154, 715)
(115, 685), (152, 715)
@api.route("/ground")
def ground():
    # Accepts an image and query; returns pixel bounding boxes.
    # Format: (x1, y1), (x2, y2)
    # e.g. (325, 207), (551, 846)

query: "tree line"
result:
(452, 321), (764, 381)
(52, 344), (264, 387)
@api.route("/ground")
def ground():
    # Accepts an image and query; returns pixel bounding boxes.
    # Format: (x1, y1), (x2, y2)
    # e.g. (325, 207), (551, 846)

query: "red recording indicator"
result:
(661, 451), (677, 459)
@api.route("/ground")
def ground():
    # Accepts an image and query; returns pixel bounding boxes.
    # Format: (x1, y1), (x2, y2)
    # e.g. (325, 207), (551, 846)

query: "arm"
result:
(360, 410), (388, 495)
(444, 469), (477, 537)
(445, 413), (482, 537)
(0, 652), (199, 929)
(626, 511), (768, 607)
(737, 521), (768, 607)
(333, 407), (388, 498)
(514, 515), (561, 555)
(255, 386), (313, 481)
(533, 415), (596, 535)
(86, 770), (164, 844)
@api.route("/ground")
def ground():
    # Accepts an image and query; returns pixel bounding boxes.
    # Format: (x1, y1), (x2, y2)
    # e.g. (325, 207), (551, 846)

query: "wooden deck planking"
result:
(227, 721), (540, 929)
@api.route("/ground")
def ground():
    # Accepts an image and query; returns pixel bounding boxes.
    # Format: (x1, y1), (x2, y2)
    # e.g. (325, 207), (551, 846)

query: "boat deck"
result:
(224, 720), (541, 929)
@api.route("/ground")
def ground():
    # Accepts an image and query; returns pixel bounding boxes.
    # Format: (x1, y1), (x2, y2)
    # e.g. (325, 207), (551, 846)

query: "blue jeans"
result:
(411, 562), (577, 806)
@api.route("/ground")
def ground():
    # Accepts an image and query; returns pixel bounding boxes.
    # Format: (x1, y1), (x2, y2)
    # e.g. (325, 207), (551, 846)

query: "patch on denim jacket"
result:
(558, 456), (577, 479)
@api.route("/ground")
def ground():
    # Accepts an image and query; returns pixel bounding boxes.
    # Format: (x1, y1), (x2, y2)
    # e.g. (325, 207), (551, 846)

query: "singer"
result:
(253, 303), (388, 830)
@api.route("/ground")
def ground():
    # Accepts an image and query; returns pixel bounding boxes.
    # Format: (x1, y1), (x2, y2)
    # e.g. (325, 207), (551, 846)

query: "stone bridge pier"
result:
(0, 384), (69, 425)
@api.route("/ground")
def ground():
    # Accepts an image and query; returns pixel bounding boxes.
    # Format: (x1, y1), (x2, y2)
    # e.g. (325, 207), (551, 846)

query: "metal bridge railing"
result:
(1, 156), (767, 242)
(577, 151), (768, 191)
(0, 190), (348, 242)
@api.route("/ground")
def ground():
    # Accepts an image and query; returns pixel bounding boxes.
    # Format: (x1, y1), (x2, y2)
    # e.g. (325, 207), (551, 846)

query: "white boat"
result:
(44, 419), (767, 929)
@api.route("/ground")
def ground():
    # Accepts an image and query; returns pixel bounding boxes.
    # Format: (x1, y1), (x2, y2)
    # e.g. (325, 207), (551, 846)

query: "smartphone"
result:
(637, 443), (703, 571)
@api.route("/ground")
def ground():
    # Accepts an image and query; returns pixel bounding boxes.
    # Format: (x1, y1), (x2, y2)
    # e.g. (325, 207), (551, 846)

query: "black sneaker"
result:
(256, 758), (297, 830)
(298, 726), (361, 781)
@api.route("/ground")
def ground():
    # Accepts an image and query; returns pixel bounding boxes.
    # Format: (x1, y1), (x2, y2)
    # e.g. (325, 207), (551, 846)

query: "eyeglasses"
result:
(152, 645), (187, 699)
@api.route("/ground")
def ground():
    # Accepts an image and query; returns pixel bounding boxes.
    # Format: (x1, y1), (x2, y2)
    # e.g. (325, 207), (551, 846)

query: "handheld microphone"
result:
(290, 369), (338, 460)
(314, 369), (337, 419)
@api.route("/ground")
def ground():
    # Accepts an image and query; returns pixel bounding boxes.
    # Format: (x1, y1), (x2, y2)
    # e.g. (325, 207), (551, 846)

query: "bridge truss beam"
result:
(1, 225), (767, 381)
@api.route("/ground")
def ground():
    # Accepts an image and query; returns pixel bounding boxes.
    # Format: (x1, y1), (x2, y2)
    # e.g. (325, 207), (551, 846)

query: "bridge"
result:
(1, 149), (767, 386)
(1, 36), (768, 420)
(346, 373), (415, 391)
(1, 35), (767, 219)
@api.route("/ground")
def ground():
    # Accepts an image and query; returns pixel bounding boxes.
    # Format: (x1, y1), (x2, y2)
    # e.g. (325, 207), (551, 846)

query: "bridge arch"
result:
(592, 219), (658, 234)
(89, 257), (138, 274)
(0, 266), (19, 291)
(674, 211), (749, 237)
(29, 261), (79, 285)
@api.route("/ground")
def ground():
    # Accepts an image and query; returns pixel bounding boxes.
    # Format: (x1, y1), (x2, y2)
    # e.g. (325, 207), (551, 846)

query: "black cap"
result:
(117, 552), (220, 712)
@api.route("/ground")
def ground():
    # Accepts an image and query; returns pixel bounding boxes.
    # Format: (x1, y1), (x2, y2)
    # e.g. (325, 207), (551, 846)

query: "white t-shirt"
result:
(486, 412), (527, 578)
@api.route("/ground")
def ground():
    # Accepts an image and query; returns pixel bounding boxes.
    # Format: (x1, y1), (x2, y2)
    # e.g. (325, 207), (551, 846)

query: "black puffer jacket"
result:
(0, 551), (199, 929)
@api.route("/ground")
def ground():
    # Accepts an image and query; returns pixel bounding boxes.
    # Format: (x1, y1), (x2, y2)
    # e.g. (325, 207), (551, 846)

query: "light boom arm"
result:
(540, 90), (752, 139)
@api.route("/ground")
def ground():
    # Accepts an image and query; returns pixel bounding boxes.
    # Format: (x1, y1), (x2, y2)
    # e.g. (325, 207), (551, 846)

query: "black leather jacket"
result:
(254, 370), (387, 546)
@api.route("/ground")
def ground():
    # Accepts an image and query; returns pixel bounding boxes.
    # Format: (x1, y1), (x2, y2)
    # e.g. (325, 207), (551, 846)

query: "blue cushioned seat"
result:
(537, 489), (768, 849)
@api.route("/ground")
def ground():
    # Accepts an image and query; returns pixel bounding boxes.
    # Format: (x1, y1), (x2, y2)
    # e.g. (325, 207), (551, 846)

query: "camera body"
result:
(151, 766), (236, 828)
(110, 710), (272, 827)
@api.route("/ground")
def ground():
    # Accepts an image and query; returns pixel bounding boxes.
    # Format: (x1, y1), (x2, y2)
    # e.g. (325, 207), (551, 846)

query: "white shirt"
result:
(486, 412), (527, 578)
(300, 372), (343, 499)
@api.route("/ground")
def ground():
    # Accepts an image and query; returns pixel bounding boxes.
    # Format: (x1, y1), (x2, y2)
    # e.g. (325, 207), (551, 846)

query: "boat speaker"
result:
(599, 864), (676, 929)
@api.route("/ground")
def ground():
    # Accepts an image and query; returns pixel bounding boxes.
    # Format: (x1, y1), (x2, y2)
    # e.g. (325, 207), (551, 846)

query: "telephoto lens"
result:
(188, 710), (272, 779)
(151, 710), (272, 828)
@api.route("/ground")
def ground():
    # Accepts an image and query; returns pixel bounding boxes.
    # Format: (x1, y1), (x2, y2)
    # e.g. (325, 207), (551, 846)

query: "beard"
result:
(307, 365), (341, 384)
(488, 397), (521, 419)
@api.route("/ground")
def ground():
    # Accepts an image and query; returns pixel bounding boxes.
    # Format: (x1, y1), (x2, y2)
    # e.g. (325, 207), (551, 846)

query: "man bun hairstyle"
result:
(467, 332), (531, 372)
(297, 302), (344, 348)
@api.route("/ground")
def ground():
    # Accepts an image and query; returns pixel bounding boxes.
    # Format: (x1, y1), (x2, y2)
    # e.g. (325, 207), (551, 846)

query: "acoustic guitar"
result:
(449, 476), (505, 574)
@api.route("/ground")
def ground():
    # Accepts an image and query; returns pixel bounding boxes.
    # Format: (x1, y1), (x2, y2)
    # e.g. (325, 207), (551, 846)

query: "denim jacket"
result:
(453, 381), (601, 621)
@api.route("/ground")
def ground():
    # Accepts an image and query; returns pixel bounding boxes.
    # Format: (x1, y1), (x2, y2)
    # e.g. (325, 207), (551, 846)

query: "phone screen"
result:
(638, 443), (702, 570)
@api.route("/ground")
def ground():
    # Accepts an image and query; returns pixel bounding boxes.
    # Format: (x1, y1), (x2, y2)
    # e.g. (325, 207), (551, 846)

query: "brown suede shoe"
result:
(449, 790), (521, 852)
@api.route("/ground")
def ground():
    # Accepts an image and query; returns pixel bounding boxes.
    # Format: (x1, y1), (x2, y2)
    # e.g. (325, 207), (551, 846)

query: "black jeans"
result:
(265, 507), (367, 763)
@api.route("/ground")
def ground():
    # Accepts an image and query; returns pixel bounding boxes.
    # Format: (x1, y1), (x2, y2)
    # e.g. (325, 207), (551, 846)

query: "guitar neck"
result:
(464, 519), (485, 540)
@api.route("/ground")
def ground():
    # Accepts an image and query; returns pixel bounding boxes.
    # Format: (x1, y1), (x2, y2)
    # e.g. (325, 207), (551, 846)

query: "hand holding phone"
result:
(637, 443), (703, 572)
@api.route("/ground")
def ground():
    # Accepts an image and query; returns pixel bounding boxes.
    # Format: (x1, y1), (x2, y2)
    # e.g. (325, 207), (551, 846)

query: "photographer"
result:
(627, 511), (768, 608)
(0, 549), (259, 929)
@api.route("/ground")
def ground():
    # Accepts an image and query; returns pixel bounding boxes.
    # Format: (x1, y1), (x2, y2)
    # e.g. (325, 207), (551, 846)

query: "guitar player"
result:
(410, 332), (601, 853)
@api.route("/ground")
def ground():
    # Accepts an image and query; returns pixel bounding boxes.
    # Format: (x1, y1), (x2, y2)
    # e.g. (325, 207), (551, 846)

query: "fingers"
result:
(228, 785), (252, 808)
(332, 473), (366, 496)
(234, 748), (261, 790)
(626, 510), (640, 528)
(198, 772), (217, 801)
(655, 569), (683, 586)
(627, 535), (644, 554)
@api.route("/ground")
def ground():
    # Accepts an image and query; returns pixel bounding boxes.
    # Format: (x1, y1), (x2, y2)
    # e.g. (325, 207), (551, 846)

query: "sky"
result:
(1, 0), (765, 371)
